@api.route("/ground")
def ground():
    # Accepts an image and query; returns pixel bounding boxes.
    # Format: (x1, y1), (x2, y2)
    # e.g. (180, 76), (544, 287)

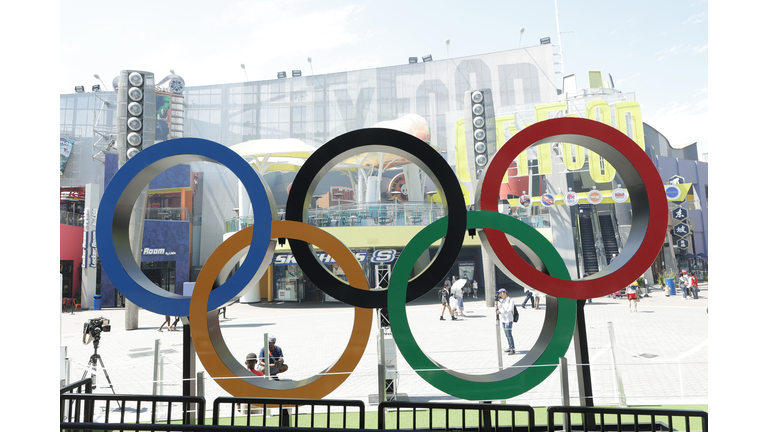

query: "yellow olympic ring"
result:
(190, 220), (372, 398)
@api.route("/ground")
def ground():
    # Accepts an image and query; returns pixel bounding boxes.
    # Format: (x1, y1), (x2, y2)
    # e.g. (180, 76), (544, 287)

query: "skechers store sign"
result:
(273, 249), (397, 266)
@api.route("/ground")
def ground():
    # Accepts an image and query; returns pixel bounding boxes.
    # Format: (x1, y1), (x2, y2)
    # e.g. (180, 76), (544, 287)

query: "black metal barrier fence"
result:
(213, 397), (365, 429)
(378, 400), (536, 431)
(60, 392), (708, 432)
(60, 378), (93, 395)
(546, 405), (708, 432)
(61, 393), (205, 431)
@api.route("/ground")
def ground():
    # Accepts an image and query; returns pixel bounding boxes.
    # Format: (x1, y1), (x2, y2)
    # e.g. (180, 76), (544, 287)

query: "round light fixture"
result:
(127, 117), (142, 131)
(472, 104), (484, 116)
(476, 154), (488, 166)
(474, 129), (486, 141)
(471, 91), (483, 103)
(126, 147), (140, 159)
(475, 142), (487, 153)
(473, 116), (485, 128)
(127, 132), (142, 147)
(128, 87), (143, 101)
(127, 102), (143, 116)
(128, 72), (143, 87)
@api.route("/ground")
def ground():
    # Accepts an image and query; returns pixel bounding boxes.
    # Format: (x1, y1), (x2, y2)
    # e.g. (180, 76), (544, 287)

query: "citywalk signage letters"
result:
(454, 99), (647, 185)
(672, 207), (688, 221)
(669, 175), (685, 185)
(274, 250), (369, 266)
(673, 222), (690, 237)
(81, 208), (98, 268)
(677, 238), (689, 249)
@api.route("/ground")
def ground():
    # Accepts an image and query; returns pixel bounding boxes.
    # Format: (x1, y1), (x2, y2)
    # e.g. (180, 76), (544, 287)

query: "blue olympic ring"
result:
(96, 138), (276, 317)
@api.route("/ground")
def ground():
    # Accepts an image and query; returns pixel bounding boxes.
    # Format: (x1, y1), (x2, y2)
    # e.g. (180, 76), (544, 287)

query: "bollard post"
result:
(607, 322), (627, 407)
(495, 307), (504, 371)
(264, 333), (271, 379)
(196, 371), (205, 399)
(159, 354), (165, 395)
(378, 321), (386, 403)
(559, 357), (571, 431)
(152, 339), (161, 395)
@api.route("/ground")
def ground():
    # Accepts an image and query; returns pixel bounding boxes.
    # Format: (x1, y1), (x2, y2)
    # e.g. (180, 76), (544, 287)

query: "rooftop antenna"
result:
(555, 0), (573, 77)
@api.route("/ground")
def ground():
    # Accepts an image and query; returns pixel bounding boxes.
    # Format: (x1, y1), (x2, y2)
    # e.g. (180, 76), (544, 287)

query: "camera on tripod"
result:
(81, 317), (117, 395)
(83, 317), (111, 345)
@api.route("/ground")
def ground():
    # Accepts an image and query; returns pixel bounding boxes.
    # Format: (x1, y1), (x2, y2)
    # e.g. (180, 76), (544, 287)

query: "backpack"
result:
(438, 288), (447, 301)
(512, 305), (519, 323)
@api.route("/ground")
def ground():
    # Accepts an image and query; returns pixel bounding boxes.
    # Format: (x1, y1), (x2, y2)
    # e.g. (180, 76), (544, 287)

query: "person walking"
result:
(626, 281), (638, 312)
(452, 281), (466, 317)
(439, 282), (457, 320)
(472, 280), (479, 298)
(158, 315), (171, 332)
(533, 289), (543, 310)
(521, 289), (534, 309)
(496, 289), (516, 354)
(680, 271), (689, 299)
(169, 316), (180, 331)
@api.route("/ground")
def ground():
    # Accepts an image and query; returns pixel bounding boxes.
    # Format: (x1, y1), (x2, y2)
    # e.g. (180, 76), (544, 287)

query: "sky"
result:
(59, 0), (709, 158)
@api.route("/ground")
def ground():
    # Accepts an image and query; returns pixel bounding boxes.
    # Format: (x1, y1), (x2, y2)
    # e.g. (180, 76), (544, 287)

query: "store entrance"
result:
(141, 261), (176, 294)
(60, 260), (77, 302)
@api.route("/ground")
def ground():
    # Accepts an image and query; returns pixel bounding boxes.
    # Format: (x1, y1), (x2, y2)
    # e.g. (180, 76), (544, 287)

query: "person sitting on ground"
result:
(258, 336), (288, 379)
(245, 353), (264, 376)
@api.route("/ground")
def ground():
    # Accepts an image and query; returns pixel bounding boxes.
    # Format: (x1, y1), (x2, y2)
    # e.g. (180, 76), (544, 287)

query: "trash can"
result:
(93, 294), (102, 310)
(665, 278), (676, 296)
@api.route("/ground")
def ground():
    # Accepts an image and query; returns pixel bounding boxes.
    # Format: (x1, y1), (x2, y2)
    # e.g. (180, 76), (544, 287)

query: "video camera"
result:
(83, 317), (111, 346)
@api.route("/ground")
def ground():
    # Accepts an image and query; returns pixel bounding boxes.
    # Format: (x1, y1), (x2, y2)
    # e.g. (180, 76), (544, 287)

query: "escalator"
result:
(599, 214), (620, 264)
(578, 214), (600, 275)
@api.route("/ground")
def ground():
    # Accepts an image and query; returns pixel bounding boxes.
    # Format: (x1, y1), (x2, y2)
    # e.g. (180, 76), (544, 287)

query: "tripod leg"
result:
(82, 356), (97, 389)
(95, 356), (117, 395)
(95, 355), (122, 410)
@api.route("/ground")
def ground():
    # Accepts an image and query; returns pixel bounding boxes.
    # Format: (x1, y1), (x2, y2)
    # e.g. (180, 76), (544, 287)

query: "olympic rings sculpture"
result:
(97, 117), (666, 401)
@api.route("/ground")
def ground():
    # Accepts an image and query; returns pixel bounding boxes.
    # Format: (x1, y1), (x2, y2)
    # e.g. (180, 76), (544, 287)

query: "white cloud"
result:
(644, 100), (709, 156)
(683, 11), (707, 25)
(615, 72), (640, 85)
(694, 44), (708, 53)
(655, 45), (685, 61)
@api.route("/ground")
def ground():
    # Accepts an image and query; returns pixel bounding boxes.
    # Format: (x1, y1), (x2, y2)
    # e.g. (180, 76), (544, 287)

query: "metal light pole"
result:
(427, 190), (437, 223)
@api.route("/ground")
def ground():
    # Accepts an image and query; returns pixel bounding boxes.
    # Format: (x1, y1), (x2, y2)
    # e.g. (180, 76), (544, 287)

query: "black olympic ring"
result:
(284, 128), (467, 309)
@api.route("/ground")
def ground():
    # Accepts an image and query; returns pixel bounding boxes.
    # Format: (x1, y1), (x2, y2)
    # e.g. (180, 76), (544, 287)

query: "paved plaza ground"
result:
(60, 282), (708, 416)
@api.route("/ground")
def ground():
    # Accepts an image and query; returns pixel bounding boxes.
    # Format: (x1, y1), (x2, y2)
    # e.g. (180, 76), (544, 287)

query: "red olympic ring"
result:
(478, 117), (667, 299)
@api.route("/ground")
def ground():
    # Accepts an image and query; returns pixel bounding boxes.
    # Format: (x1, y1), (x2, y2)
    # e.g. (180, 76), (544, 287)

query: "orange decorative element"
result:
(189, 221), (371, 398)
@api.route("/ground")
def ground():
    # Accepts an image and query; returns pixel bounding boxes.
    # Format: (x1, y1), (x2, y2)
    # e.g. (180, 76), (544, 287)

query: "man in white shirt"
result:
(496, 288), (516, 355)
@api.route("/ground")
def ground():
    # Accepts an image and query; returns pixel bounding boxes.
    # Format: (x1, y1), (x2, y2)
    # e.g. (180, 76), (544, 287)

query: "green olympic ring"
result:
(387, 210), (577, 400)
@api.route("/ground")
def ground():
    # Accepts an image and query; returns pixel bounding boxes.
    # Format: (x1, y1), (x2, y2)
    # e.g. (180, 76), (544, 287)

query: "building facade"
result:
(60, 45), (707, 307)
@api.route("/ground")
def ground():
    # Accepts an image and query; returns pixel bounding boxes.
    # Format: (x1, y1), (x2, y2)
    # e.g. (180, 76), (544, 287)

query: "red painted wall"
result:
(60, 224), (84, 299)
